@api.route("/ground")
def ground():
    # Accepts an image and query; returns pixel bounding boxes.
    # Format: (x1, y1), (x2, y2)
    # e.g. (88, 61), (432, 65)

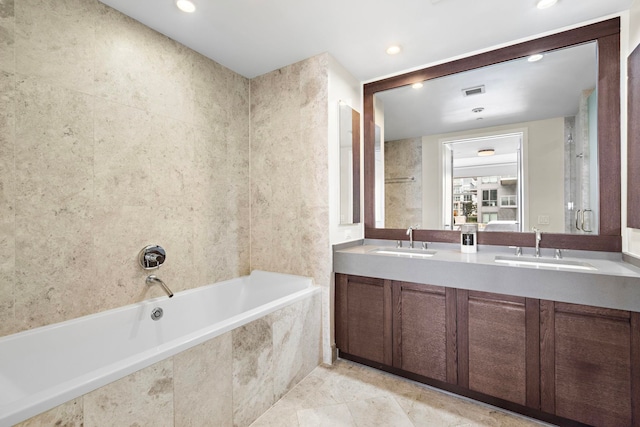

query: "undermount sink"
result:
(370, 248), (437, 259)
(494, 255), (597, 271)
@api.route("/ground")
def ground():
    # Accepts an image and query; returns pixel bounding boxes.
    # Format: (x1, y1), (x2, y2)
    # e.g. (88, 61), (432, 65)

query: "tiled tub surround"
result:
(2, 271), (322, 426)
(0, 0), (335, 365)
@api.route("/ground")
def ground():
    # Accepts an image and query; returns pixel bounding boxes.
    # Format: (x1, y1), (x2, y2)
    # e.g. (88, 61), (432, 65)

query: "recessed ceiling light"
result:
(386, 45), (402, 55)
(412, 82), (424, 89)
(477, 149), (495, 157)
(536, 0), (557, 9)
(528, 54), (544, 62)
(176, 0), (196, 13)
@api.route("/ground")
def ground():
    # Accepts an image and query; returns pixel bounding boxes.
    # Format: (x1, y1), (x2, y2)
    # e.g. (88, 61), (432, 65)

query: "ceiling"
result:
(378, 41), (597, 140)
(97, 0), (631, 81)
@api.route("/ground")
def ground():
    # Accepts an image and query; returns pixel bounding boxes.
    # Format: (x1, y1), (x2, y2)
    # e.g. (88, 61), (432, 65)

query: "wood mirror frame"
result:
(628, 42), (640, 229)
(363, 18), (621, 252)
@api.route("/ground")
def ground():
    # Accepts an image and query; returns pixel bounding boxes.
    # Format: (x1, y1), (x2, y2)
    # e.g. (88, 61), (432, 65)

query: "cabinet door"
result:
(335, 274), (392, 365)
(458, 290), (540, 408)
(392, 281), (457, 383)
(540, 301), (640, 427)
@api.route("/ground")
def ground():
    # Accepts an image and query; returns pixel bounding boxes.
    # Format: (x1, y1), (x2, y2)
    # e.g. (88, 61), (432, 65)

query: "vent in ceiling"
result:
(462, 85), (485, 97)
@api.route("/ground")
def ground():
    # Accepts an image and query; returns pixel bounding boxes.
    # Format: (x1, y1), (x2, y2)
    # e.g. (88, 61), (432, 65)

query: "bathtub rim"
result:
(0, 270), (320, 426)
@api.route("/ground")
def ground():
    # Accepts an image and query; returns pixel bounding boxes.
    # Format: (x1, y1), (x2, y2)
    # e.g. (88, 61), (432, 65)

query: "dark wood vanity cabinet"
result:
(335, 274), (392, 366)
(335, 273), (640, 426)
(540, 301), (640, 427)
(457, 291), (540, 409)
(392, 282), (457, 383)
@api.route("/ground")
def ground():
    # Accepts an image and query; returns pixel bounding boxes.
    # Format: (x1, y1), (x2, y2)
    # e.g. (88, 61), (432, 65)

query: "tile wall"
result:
(250, 54), (332, 359)
(0, 0), (251, 337)
(1, 0), (331, 425)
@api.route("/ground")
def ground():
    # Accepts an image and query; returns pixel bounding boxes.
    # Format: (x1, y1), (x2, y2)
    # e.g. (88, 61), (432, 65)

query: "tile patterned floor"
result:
(250, 359), (553, 427)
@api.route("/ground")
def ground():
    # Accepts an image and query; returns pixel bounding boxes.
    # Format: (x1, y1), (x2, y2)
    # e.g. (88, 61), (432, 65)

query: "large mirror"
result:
(377, 42), (598, 235)
(363, 18), (621, 251)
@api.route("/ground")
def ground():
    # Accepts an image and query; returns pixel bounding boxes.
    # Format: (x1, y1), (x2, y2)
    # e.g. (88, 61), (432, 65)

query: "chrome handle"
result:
(575, 209), (582, 231)
(139, 245), (166, 270)
(582, 209), (593, 233)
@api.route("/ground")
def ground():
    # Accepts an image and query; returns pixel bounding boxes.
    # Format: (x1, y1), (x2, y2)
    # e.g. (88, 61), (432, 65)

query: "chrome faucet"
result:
(532, 227), (542, 258)
(146, 275), (174, 298)
(406, 225), (419, 249)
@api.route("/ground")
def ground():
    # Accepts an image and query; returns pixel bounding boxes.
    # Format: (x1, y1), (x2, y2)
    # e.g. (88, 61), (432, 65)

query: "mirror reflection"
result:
(375, 42), (599, 234)
(339, 102), (361, 225)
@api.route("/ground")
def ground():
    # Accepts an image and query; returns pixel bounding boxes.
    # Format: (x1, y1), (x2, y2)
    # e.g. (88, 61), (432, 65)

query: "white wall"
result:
(328, 56), (364, 245)
(327, 54), (362, 363)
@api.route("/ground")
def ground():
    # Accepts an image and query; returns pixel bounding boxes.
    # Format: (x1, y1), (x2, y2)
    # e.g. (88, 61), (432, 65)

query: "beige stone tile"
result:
(249, 63), (300, 134)
(93, 98), (152, 207)
(191, 210), (235, 285)
(271, 293), (321, 399)
(299, 53), (329, 131)
(0, 70), (15, 337)
(233, 318), (275, 427)
(0, 252), (15, 338)
(268, 372), (340, 413)
(15, 0), (96, 94)
(174, 332), (233, 427)
(188, 125), (228, 212)
(148, 114), (195, 208)
(95, 2), (193, 120)
(249, 400), (299, 427)
(0, 0), (14, 74)
(327, 360), (423, 398)
(299, 126), (329, 209)
(14, 77), (93, 217)
(14, 208), (94, 331)
(15, 398), (83, 427)
(13, 75), (95, 332)
(91, 205), (154, 305)
(193, 207), (250, 283)
(300, 363), (389, 405)
(394, 388), (547, 427)
(91, 205), (195, 308)
(83, 359), (173, 427)
(0, 70), (15, 217)
(296, 403), (356, 427)
(141, 41), (194, 124)
(226, 74), (250, 140)
(347, 396), (414, 427)
(191, 51), (233, 132)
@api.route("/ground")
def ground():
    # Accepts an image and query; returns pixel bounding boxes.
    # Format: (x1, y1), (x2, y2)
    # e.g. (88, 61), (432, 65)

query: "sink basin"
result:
(494, 255), (597, 271)
(370, 248), (436, 259)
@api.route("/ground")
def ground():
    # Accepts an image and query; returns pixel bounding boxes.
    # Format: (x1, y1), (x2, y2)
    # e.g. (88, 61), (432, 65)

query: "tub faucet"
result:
(146, 275), (174, 298)
(406, 225), (419, 249)
(532, 227), (542, 258)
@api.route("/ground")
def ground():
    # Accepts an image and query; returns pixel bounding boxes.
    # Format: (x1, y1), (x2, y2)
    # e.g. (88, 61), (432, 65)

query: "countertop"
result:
(333, 239), (640, 312)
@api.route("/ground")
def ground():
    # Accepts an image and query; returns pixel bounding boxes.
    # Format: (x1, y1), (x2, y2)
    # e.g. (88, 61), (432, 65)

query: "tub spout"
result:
(146, 275), (173, 298)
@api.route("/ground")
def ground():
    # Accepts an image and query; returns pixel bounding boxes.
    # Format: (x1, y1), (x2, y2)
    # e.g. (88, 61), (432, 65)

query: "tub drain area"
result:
(150, 307), (164, 321)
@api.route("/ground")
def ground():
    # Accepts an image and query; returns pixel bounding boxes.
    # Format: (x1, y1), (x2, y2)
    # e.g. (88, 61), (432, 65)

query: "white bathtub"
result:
(0, 270), (318, 426)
